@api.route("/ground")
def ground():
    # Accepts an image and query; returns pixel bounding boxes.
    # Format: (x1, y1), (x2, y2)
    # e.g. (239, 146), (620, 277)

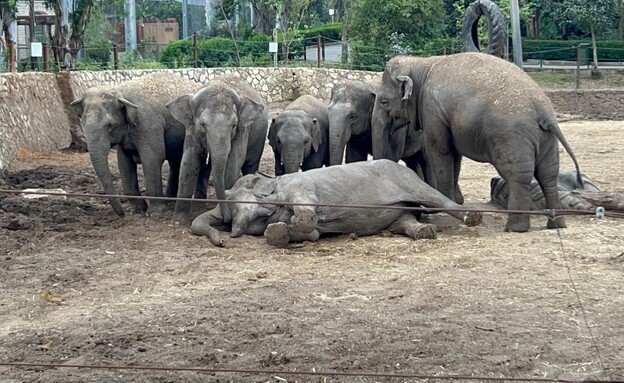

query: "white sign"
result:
(269, 42), (278, 53)
(31, 42), (43, 58)
(329, 8), (335, 16)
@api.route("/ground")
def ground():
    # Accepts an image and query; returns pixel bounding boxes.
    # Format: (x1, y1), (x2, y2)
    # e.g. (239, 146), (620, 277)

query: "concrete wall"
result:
(1, 67), (622, 169)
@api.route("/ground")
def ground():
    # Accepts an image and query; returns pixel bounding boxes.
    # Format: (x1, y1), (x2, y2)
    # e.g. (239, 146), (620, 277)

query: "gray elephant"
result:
(190, 160), (482, 248)
(328, 79), (379, 165)
(167, 75), (268, 225)
(71, 72), (199, 216)
(268, 95), (329, 175)
(371, 52), (583, 232)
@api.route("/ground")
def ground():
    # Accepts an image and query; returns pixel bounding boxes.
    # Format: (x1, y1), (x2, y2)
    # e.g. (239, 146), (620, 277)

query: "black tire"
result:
(460, 0), (507, 58)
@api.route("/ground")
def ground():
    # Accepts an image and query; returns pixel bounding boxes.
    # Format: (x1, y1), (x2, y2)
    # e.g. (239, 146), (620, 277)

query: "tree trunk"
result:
(340, 1), (349, 63)
(250, 0), (272, 34)
(590, 20), (599, 75)
(49, 0), (94, 70)
(619, 15), (624, 39)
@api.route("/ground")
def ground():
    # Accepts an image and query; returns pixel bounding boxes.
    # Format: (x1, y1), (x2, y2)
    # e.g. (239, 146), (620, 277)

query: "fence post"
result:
(193, 32), (198, 68)
(317, 35), (321, 68)
(43, 42), (49, 72)
(442, 46), (447, 55)
(113, 43), (119, 70)
(576, 45), (581, 90)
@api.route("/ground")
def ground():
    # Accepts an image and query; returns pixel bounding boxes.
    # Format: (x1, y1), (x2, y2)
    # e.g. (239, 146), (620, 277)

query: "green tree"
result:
(0, 0), (17, 42)
(560, 0), (614, 74)
(349, 0), (447, 68)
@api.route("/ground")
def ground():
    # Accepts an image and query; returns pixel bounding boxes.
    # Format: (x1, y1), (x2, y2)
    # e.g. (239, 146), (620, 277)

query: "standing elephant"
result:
(70, 72), (199, 216)
(166, 75), (268, 225)
(371, 52), (583, 232)
(327, 79), (379, 165)
(268, 95), (329, 175)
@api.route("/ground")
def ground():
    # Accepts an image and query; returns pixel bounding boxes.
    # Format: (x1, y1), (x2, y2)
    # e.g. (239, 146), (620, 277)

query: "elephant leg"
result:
(535, 154), (566, 229)
(274, 153), (285, 176)
(117, 149), (148, 213)
(497, 161), (535, 233)
(345, 143), (369, 163)
(453, 154), (465, 205)
(387, 214), (438, 240)
(422, 120), (457, 201)
(173, 147), (204, 225)
(138, 149), (166, 215)
(165, 158), (180, 198)
(288, 189), (319, 233)
(264, 222), (320, 248)
(191, 207), (227, 247)
(194, 160), (211, 200)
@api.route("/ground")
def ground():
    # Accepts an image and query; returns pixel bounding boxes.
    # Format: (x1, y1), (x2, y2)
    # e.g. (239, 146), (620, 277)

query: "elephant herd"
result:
(71, 51), (583, 246)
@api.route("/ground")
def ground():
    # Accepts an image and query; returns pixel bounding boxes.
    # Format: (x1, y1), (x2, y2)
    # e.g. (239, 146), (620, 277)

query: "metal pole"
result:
(509, 0), (523, 68)
(124, 0), (137, 52)
(272, 27), (278, 68)
(193, 32), (198, 68)
(182, 0), (189, 38)
(113, 43), (119, 70)
(576, 45), (581, 89)
(317, 35), (321, 68)
(29, 0), (36, 70)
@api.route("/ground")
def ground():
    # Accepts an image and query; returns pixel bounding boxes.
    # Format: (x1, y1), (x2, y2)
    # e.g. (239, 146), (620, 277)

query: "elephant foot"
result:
(504, 214), (530, 233)
(547, 215), (567, 230)
(131, 199), (148, 214)
(264, 222), (290, 248)
(406, 223), (438, 240)
(172, 212), (192, 226)
(291, 210), (318, 233)
(463, 211), (483, 227)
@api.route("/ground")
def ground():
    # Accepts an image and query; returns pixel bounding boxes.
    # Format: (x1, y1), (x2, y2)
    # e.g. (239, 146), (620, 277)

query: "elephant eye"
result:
(304, 137), (310, 144)
(276, 137), (281, 145)
(380, 99), (391, 111)
(348, 115), (358, 123)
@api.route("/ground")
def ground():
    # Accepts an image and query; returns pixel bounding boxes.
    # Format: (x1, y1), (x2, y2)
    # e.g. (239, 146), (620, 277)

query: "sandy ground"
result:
(0, 120), (623, 383)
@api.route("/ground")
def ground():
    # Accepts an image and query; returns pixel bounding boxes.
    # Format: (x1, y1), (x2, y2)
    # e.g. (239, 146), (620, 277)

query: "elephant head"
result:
(268, 110), (322, 174)
(227, 174), (278, 237)
(167, 84), (265, 224)
(371, 56), (420, 161)
(71, 90), (140, 216)
(327, 81), (376, 166)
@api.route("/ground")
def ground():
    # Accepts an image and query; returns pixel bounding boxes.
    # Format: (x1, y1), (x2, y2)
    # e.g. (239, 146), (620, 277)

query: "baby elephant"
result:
(268, 95), (329, 175)
(190, 160), (482, 247)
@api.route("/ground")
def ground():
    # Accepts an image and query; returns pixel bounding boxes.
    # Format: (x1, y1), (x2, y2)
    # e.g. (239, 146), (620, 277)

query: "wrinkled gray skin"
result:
(190, 160), (482, 248)
(71, 72), (200, 216)
(167, 75), (268, 225)
(268, 95), (329, 175)
(328, 79), (378, 165)
(490, 171), (601, 210)
(372, 52), (583, 232)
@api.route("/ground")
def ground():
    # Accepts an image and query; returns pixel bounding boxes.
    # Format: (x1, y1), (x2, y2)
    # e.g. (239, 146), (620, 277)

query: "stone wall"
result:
(0, 67), (622, 169)
(0, 73), (72, 169)
(545, 90), (624, 120)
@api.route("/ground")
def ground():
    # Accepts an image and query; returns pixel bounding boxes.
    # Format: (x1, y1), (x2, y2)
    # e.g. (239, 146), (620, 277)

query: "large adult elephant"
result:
(327, 79), (379, 165)
(71, 72), (199, 216)
(371, 52), (583, 232)
(167, 75), (268, 225)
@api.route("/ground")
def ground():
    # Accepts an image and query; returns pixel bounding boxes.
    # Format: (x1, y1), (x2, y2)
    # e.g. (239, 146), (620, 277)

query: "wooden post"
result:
(8, 40), (16, 72)
(576, 45), (581, 89)
(113, 43), (119, 70)
(317, 35), (321, 68)
(321, 36), (326, 65)
(193, 32), (198, 68)
(442, 46), (447, 55)
(43, 43), (49, 72)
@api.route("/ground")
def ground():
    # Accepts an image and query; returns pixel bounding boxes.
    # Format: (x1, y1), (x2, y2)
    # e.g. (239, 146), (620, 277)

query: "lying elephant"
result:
(71, 72), (200, 216)
(372, 52), (583, 232)
(268, 95), (330, 175)
(190, 160), (483, 247)
(490, 171), (624, 212)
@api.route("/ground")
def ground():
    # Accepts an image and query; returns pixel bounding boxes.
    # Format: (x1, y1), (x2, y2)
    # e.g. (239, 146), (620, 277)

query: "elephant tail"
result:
(540, 118), (584, 188)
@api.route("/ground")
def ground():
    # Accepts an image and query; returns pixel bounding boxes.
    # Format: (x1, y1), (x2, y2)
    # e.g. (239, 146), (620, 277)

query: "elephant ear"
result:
(70, 97), (85, 117)
(268, 118), (279, 150)
(245, 175), (277, 198)
(310, 118), (322, 153)
(166, 94), (193, 128)
(238, 96), (265, 127)
(118, 98), (140, 127)
(397, 75), (413, 101)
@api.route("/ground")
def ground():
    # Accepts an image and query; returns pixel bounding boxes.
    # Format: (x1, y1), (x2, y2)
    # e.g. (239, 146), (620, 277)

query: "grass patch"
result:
(529, 72), (576, 85)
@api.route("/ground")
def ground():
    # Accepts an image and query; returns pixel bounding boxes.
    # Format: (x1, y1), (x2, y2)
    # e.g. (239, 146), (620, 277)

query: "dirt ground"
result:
(0, 120), (623, 383)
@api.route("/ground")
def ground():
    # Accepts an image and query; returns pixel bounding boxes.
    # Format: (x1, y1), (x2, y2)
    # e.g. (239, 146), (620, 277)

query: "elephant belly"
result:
(315, 206), (405, 235)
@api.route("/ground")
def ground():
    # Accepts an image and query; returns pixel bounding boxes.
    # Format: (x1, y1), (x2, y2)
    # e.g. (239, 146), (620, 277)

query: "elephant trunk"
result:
(86, 131), (124, 216)
(281, 148), (304, 174)
(207, 137), (232, 225)
(328, 113), (351, 166)
(372, 105), (403, 162)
